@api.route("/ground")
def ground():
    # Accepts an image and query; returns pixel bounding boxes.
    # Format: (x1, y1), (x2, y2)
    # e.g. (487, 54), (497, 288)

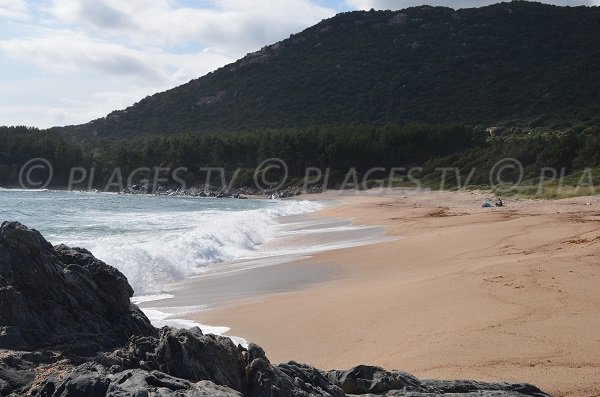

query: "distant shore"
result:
(173, 189), (600, 397)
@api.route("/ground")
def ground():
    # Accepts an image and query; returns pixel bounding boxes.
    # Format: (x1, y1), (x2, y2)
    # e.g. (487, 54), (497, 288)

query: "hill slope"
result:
(57, 1), (600, 137)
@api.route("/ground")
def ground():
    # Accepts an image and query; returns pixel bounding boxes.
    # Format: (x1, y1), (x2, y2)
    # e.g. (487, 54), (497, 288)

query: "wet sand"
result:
(139, 209), (393, 321)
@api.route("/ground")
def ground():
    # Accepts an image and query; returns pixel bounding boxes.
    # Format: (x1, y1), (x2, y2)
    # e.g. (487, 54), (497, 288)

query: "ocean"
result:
(0, 189), (321, 297)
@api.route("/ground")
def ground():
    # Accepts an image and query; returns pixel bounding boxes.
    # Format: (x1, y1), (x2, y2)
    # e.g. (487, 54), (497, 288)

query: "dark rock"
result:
(322, 368), (550, 396)
(245, 343), (268, 364)
(48, 364), (111, 397)
(0, 221), (156, 351)
(325, 365), (427, 394)
(0, 221), (51, 256)
(121, 183), (322, 200)
(421, 379), (549, 396)
(34, 364), (243, 397)
(0, 356), (37, 395)
(109, 327), (247, 393)
(55, 244), (133, 314)
(276, 361), (345, 397)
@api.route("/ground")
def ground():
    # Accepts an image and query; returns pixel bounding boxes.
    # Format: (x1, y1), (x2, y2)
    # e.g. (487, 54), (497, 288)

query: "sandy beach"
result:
(153, 189), (600, 396)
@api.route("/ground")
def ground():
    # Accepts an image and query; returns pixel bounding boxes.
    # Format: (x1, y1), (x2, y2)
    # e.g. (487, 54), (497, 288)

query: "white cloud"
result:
(0, 32), (236, 127)
(346, 0), (600, 10)
(0, 0), (336, 128)
(0, 0), (28, 20)
(50, 0), (335, 55)
(0, 32), (166, 80)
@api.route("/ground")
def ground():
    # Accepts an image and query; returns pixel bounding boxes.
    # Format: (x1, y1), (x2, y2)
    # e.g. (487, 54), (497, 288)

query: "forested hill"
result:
(56, 1), (600, 137)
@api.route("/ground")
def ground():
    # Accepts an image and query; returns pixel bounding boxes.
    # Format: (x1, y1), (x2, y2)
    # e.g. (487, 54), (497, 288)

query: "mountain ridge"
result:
(52, 1), (600, 137)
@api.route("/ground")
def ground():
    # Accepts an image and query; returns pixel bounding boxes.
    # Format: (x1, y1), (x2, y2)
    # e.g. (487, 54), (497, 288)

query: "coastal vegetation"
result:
(1, 123), (600, 196)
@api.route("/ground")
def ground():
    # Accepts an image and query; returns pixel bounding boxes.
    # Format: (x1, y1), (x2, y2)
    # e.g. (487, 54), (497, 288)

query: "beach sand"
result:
(185, 190), (599, 396)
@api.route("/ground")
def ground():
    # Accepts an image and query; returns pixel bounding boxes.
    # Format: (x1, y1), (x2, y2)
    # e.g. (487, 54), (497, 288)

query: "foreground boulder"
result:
(0, 221), (156, 352)
(0, 221), (550, 396)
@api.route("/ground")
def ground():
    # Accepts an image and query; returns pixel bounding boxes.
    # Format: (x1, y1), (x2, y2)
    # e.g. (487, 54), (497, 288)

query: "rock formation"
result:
(0, 221), (156, 353)
(0, 221), (551, 396)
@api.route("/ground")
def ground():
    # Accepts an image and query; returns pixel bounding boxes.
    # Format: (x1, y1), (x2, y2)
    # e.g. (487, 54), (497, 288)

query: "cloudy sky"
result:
(1, 0), (597, 128)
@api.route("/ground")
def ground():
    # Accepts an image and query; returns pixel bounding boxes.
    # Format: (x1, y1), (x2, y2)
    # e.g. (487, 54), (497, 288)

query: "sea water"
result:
(0, 189), (321, 296)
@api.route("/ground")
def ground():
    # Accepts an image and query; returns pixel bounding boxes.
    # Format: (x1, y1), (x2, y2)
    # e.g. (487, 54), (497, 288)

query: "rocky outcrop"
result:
(33, 363), (245, 397)
(325, 366), (426, 395)
(0, 222), (156, 353)
(324, 367), (550, 396)
(108, 327), (247, 392)
(0, 222), (551, 396)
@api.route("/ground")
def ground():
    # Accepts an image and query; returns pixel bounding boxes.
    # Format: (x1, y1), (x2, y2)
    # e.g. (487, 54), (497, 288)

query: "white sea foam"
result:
(0, 189), (323, 297)
(85, 199), (323, 295)
(142, 307), (247, 347)
(132, 294), (175, 304)
(0, 188), (49, 192)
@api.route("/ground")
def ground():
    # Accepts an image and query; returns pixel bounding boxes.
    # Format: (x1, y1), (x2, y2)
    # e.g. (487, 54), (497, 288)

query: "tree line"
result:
(1, 124), (599, 191)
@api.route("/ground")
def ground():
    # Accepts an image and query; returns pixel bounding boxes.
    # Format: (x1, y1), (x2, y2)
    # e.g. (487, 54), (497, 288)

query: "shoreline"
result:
(185, 189), (599, 397)
(0, 184), (323, 200)
(137, 200), (394, 340)
(3, 187), (600, 394)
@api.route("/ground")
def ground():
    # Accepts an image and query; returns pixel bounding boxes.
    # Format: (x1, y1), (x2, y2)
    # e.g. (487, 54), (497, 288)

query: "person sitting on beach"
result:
(495, 198), (503, 207)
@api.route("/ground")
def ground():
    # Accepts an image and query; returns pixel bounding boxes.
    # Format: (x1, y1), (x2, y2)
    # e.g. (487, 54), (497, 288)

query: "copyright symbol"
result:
(19, 158), (54, 189)
(489, 158), (523, 191)
(253, 158), (288, 192)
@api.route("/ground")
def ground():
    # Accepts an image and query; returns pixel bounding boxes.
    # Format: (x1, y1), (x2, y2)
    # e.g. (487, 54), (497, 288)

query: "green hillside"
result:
(55, 1), (600, 137)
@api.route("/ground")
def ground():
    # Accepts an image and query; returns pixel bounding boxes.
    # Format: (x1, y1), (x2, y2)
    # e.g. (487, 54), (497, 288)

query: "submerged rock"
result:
(0, 222), (551, 396)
